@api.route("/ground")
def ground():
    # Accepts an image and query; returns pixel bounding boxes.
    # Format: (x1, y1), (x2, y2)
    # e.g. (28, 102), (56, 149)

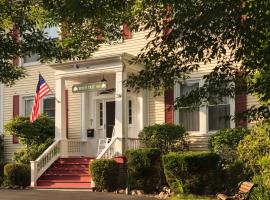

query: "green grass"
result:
(170, 194), (216, 200)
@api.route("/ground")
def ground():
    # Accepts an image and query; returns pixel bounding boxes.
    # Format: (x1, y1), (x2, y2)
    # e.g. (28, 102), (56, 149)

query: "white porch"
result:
(30, 53), (148, 186)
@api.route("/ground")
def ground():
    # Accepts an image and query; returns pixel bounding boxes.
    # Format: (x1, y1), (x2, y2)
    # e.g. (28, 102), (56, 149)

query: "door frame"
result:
(95, 98), (115, 139)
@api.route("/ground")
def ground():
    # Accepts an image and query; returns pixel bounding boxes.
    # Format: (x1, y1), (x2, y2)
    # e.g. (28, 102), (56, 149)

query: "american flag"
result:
(30, 74), (50, 122)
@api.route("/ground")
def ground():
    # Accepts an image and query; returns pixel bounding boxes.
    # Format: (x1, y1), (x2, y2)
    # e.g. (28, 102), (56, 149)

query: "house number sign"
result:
(72, 82), (107, 93)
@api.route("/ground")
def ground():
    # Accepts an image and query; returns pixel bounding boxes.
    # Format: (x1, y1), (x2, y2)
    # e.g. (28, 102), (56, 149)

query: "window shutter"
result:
(235, 93), (247, 127)
(123, 23), (132, 40)
(65, 89), (69, 139)
(12, 95), (20, 144)
(165, 89), (174, 124)
(235, 71), (247, 127)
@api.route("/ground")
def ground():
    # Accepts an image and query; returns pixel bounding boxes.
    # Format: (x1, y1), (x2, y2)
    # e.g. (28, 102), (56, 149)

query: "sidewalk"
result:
(0, 189), (156, 200)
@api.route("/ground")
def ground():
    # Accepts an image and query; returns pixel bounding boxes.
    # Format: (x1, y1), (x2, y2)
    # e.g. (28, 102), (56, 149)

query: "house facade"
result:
(0, 29), (259, 188)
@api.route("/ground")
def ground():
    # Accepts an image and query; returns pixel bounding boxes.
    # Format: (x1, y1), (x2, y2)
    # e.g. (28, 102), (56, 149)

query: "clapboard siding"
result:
(148, 92), (165, 125)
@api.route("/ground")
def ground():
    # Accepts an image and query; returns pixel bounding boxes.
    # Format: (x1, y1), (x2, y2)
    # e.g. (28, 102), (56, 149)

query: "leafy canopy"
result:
(2, 0), (270, 120)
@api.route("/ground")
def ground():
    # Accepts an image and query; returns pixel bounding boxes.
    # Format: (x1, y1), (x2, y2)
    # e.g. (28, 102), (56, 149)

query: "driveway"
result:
(0, 189), (156, 200)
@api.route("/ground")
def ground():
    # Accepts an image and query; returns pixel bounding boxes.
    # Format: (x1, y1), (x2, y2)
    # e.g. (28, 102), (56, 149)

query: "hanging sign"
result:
(72, 81), (107, 93)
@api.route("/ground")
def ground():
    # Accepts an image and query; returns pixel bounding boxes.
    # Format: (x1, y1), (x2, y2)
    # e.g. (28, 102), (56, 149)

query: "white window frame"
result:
(174, 79), (203, 134)
(128, 96), (136, 128)
(20, 95), (34, 117)
(20, 94), (55, 118)
(21, 54), (41, 67)
(174, 79), (235, 135)
(41, 95), (56, 119)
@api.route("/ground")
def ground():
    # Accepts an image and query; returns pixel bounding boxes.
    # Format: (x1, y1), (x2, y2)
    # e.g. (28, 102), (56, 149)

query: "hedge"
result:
(125, 148), (164, 193)
(163, 152), (221, 195)
(4, 163), (30, 187)
(89, 159), (118, 191)
(138, 124), (187, 154)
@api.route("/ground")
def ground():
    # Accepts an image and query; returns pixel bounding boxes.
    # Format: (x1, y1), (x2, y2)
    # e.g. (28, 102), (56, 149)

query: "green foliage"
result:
(13, 138), (53, 164)
(209, 128), (251, 192)
(209, 128), (249, 163)
(138, 124), (187, 154)
(250, 174), (270, 200)
(162, 152), (220, 195)
(0, 135), (3, 162)
(0, 162), (5, 185)
(89, 159), (118, 191)
(5, 115), (54, 146)
(125, 148), (164, 193)
(237, 122), (270, 173)
(4, 163), (30, 187)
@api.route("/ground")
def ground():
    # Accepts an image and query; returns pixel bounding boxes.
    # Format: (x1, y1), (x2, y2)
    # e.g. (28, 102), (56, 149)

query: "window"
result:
(23, 97), (34, 116)
(43, 97), (55, 119)
(99, 103), (103, 126)
(128, 100), (132, 124)
(208, 97), (230, 131)
(23, 53), (40, 64)
(178, 82), (200, 131)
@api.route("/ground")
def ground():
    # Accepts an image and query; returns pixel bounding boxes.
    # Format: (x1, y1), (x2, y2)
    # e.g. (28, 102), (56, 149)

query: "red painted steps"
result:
(36, 157), (95, 189)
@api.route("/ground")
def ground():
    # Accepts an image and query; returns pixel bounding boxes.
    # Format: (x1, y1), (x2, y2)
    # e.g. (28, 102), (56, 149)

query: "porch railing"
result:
(96, 136), (118, 159)
(96, 137), (142, 159)
(30, 139), (61, 187)
(30, 139), (88, 187)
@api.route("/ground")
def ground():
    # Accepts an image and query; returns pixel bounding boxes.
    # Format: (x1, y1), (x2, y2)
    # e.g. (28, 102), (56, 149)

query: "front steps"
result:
(36, 157), (94, 189)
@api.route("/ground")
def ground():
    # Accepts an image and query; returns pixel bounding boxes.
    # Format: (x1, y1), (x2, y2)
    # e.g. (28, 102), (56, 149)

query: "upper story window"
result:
(208, 97), (230, 131)
(178, 82), (200, 132)
(23, 53), (40, 64)
(23, 26), (59, 65)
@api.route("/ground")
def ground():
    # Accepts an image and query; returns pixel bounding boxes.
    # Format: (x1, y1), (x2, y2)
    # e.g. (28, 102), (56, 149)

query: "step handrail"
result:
(96, 136), (118, 159)
(31, 139), (61, 187)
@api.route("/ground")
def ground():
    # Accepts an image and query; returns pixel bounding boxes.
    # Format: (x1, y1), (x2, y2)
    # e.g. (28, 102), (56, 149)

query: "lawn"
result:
(170, 194), (216, 200)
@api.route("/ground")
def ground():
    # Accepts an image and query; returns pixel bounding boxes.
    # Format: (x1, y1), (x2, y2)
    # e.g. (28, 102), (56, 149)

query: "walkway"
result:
(0, 189), (156, 200)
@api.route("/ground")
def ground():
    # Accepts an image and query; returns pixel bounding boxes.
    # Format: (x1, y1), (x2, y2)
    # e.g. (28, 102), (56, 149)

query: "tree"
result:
(2, 0), (270, 120)
(0, 0), (131, 85)
(123, 0), (270, 121)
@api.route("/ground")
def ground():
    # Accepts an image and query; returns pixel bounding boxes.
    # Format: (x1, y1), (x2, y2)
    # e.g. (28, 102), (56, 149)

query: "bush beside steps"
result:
(89, 159), (118, 192)
(4, 163), (30, 188)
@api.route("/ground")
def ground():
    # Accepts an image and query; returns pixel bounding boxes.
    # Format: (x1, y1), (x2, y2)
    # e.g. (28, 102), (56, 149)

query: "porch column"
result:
(55, 78), (67, 140)
(115, 70), (127, 155)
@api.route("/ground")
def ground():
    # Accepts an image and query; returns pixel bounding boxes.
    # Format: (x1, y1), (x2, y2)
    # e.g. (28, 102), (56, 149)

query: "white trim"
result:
(174, 78), (235, 135)
(20, 95), (34, 116)
(0, 84), (4, 134)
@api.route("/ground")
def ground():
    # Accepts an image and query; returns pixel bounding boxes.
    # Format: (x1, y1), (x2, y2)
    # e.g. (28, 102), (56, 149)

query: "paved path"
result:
(0, 189), (156, 200)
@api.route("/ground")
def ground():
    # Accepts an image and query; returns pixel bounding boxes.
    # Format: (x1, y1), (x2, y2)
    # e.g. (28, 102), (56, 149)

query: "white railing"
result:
(126, 138), (142, 150)
(96, 137), (143, 160)
(96, 136), (118, 159)
(30, 140), (61, 187)
(30, 139), (88, 187)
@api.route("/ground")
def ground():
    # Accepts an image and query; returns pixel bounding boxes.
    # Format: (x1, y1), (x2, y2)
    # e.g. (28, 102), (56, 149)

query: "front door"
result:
(105, 101), (115, 138)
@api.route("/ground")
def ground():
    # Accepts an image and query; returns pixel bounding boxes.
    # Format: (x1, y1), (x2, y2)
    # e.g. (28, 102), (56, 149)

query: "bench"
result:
(217, 181), (257, 200)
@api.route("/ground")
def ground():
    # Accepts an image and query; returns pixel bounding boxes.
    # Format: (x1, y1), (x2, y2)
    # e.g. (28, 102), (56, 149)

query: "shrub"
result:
(0, 135), (3, 162)
(4, 163), (30, 187)
(138, 124), (187, 154)
(0, 162), (5, 185)
(12, 138), (53, 164)
(89, 159), (118, 191)
(125, 148), (164, 193)
(209, 128), (250, 192)
(5, 115), (54, 146)
(162, 152), (220, 195)
(209, 128), (249, 163)
(237, 122), (270, 173)
(250, 174), (270, 200)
